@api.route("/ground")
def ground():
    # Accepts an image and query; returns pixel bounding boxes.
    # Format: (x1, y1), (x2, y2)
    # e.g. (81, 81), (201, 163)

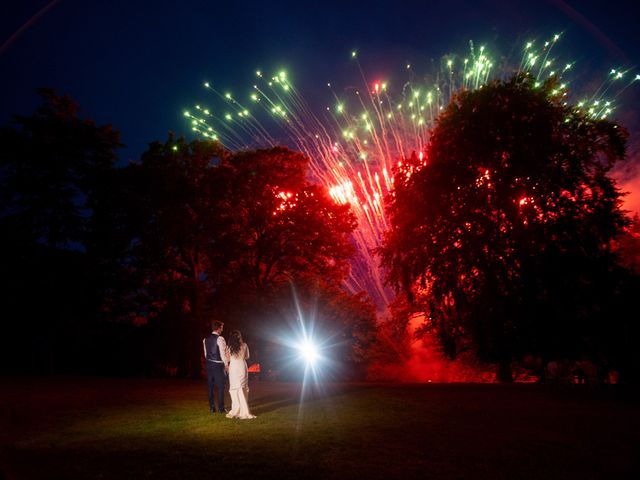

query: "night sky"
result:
(2, 0), (639, 209)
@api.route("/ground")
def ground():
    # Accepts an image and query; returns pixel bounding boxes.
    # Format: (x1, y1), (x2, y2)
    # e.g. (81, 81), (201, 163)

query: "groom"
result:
(203, 320), (229, 413)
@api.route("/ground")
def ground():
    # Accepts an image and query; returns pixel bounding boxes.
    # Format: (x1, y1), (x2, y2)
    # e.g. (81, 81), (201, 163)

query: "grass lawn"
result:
(1, 377), (638, 479)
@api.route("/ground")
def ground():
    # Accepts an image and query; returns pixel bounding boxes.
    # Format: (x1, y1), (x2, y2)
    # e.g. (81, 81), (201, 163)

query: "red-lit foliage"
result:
(380, 74), (633, 381)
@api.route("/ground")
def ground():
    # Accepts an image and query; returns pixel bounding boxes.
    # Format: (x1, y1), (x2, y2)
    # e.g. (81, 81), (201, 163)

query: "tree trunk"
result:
(497, 359), (513, 382)
(187, 274), (205, 379)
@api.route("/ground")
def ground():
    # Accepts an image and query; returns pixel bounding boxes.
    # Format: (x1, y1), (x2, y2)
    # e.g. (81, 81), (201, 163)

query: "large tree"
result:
(112, 141), (364, 377)
(0, 89), (121, 373)
(211, 147), (356, 303)
(0, 89), (121, 248)
(379, 74), (633, 381)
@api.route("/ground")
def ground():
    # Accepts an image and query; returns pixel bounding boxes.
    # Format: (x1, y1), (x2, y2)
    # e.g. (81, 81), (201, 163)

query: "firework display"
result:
(185, 34), (637, 313)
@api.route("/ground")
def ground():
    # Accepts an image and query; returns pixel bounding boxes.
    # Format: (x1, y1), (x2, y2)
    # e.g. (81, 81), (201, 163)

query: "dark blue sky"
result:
(1, 0), (639, 166)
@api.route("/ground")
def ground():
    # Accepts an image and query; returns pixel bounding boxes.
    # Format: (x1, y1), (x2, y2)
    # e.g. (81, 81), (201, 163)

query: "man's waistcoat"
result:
(204, 333), (222, 362)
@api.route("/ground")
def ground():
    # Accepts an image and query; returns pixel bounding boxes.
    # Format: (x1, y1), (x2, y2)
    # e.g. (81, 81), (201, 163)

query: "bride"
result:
(225, 330), (256, 419)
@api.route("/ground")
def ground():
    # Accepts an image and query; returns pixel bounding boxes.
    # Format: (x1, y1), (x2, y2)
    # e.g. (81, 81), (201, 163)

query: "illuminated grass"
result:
(1, 378), (639, 479)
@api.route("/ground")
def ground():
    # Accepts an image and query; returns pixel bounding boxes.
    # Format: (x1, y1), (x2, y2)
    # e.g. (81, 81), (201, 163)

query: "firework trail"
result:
(185, 33), (638, 314)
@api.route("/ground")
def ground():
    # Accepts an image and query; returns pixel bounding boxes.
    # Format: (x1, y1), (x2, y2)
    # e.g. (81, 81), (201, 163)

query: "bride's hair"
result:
(227, 330), (243, 355)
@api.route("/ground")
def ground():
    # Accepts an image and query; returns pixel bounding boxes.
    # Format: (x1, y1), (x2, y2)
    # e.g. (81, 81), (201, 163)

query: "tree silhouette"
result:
(212, 147), (356, 300)
(0, 89), (121, 373)
(210, 147), (373, 380)
(380, 74), (632, 381)
(1, 89), (121, 248)
(110, 141), (363, 377)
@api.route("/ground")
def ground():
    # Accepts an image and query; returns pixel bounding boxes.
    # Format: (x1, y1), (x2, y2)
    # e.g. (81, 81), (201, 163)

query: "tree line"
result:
(0, 89), (377, 379)
(2, 77), (639, 383)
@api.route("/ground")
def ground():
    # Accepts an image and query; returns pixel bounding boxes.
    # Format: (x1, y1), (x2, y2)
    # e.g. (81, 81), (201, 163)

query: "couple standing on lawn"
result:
(203, 321), (256, 419)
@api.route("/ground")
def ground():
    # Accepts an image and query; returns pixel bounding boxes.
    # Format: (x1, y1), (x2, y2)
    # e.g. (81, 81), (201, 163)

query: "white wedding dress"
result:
(226, 343), (256, 419)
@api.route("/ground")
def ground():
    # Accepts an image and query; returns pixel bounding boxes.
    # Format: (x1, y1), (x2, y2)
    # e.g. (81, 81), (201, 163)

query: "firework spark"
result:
(186, 33), (637, 314)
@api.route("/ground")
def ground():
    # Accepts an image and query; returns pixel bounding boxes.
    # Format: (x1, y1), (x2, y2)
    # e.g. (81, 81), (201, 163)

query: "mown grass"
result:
(1, 378), (638, 479)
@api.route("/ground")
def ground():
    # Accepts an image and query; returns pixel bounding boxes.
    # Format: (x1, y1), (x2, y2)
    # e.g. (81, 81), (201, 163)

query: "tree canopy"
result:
(102, 140), (368, 377)
(0, 91), (377, 379)
(0, 89), (122, 373)
(379, 74), (634, 381)
(1, 88), (121, 249)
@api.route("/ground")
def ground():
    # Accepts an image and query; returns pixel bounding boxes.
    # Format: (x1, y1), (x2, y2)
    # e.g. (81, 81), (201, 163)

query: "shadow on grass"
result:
(249, 382), (369, 415)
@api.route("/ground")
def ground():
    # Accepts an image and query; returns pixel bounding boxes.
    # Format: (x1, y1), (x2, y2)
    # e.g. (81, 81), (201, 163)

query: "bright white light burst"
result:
(297, 339), (319, 365)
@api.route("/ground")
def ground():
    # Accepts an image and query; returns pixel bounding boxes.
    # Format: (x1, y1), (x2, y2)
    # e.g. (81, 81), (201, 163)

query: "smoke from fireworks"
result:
(185, 33), (638, 316)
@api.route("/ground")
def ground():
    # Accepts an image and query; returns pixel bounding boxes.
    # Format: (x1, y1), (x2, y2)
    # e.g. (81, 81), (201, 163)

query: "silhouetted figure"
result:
(203, 321), (229, 413)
